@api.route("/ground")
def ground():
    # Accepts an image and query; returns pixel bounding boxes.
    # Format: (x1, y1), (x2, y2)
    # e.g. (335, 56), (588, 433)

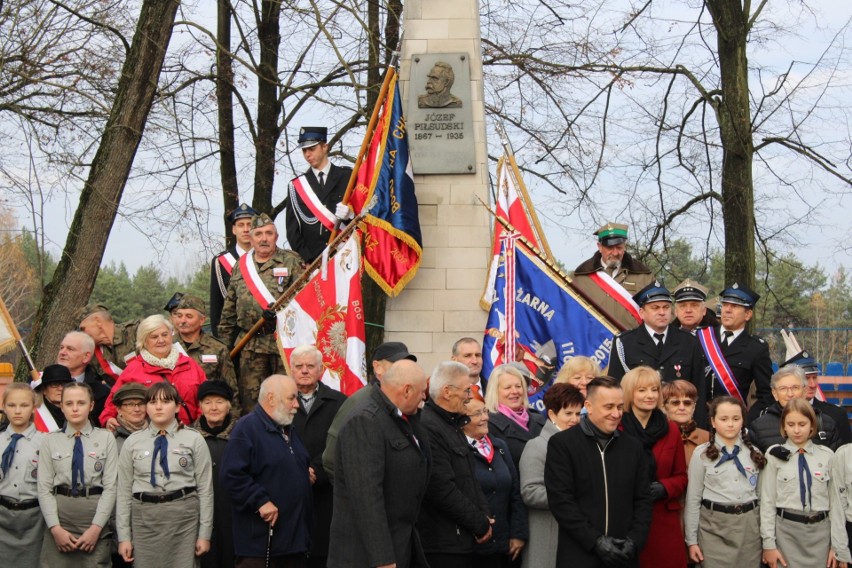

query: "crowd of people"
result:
(2, 130), (852, 568)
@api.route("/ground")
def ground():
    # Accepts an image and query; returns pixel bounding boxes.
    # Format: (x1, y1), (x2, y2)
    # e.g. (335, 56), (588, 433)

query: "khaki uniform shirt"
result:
(95, 319), (140, 382)
(217, 248), (303, 353)
(0, 423), (43, 500)
(37, 423), (117, 528)
(179, 332), (238, 397)
(760, 440), (849, 559)
(116, 421), (213, 541)
(684, 437), (760, 545)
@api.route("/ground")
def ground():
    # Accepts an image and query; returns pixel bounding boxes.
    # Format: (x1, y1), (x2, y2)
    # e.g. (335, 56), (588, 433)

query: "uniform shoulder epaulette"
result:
(768, 445), (792, 461)
(213, 249), (228, 259)
(201, 334), (227, 349)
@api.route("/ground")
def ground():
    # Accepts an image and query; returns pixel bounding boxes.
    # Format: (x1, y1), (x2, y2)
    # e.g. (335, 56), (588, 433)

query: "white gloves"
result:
(334, 202), (354, 220)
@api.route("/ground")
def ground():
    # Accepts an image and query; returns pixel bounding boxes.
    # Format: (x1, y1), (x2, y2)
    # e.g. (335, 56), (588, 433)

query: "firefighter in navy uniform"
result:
(280, 126), (354, 263)
(209, 203), (257, 338)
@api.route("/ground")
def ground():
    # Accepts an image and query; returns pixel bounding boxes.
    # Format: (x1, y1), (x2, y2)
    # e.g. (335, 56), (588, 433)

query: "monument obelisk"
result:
(384, 0), (492, 371)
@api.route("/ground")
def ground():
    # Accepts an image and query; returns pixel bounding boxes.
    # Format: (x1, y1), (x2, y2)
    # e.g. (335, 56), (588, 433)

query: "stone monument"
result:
(384, 0), (492, 372)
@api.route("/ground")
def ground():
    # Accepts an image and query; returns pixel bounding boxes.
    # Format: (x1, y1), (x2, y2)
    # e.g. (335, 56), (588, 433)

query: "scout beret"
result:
(197, 380), (234, 401)
(228, 203), (258, 222)
(251, 213), (275, 230)
(633, 281), (672, 306)
(594, 222), (628, 247)
(719, 282), (760, 309)
(672, 279), (708, 303)
(113, 383), (149, 405)
(298, 126), (328, 149)
(370, 342), (417, 364)
(74, 303), (111, 327)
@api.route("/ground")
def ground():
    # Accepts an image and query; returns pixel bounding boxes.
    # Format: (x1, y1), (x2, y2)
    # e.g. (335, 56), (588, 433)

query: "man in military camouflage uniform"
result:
(166, 293), (240, 410)
(218, 213), (304, 412)
(76, 304), (140, 386)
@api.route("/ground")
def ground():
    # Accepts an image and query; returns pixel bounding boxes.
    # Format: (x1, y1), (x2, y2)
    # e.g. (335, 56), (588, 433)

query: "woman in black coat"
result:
(465, 397), (528, 567)
(192, 381), (236, 568)
(485, 364), (546, 472)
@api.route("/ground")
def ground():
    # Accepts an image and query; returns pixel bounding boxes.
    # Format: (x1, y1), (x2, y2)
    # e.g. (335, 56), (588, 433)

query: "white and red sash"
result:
(34, 405), (59, 433)
(217, 252), (237, 275)
(587, 271), (642, 323)
(239, 250), (277, 308)
(697, 327), (744, 402)
(292, 175), (336, 231)
(93, 346), (122, 384)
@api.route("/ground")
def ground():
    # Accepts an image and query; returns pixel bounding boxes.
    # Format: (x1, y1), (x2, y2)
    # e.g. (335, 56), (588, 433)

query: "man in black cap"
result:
(671, 278), (718, 333)
(210, 202), (257, 337)
(33, 364), (75, 430)
(322, 341), (417, 482)
(279, 126), (354, 263)
(572, 222), (655, 331)
(696, 282), (773, 415)
(608, 282), (706, 413)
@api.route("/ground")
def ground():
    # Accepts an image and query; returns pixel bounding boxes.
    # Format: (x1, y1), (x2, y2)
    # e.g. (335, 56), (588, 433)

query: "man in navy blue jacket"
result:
(221, 375), (314, 567)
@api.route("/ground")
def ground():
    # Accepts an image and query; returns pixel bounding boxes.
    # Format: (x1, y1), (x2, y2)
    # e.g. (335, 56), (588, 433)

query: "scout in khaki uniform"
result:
(116, 382), (213, 568)
(38, 382), (118, 567)
(832, 437), (852, 554)
(167, 292), (240, 410)
(760, 398), (851, 568)
(684, 396), (764, 568)
(0, 383), (46, 568)
(217, 213), (303, 412)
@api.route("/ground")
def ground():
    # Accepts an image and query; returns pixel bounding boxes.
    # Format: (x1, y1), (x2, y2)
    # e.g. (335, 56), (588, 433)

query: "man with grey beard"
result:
(221, 375), (315, 568)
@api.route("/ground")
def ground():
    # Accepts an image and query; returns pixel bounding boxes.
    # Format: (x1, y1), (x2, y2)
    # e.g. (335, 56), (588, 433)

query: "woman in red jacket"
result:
(100, 314), (206, 428)
(620, 366), (688, 568)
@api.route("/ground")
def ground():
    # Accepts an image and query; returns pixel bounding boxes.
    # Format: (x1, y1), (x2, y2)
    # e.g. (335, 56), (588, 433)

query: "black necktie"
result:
(151, 430), (170, 487)
(318, 171), (325, 190)
(715, 445), (747, 479)
(71, 431), (85, 496)
(798, 449), (813, 509)
(721, 330), (733, 347)
(1, 433), (23, 475)
(653, 333), (664, 356)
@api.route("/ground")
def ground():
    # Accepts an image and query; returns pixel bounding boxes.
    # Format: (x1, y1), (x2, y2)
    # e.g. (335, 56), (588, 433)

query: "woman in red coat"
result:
(619, 366), (688, 568)
(100, 314), (207, 428)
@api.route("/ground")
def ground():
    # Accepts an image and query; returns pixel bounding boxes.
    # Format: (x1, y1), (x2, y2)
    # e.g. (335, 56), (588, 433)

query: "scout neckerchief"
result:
(93, 346), (123, 384)
(290, 174), (336, 231)
(239, 250), (279, 308)
(697, 327), (744, 402)
(587, 270), (642, 324)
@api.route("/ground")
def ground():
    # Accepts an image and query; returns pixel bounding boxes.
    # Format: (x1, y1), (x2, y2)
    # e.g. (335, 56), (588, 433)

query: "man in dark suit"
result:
(608, 282), (706, 385)
(55, 331), (111, 426)
(281, 126), (353, 263)
(290, 345), (347, 568)
(705, 283), (774, 414)
(210, 203), (257, 337)
(328, 359), (430, 568)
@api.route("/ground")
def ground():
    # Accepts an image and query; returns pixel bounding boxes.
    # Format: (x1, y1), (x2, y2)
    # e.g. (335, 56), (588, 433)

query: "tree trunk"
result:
(217, 0), (239, 247)
(706, 0), (755, 290)
(252, 0), (283, 215)
(21, 0), (181, 377)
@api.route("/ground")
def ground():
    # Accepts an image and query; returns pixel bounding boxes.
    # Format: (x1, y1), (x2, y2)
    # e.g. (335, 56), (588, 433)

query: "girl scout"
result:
(0, 383), (45, 568)
(684, 396), (764, 567)
(760, 398), (851, 568)
(116, 382), (213, 568)
(38, 382), (117, 566)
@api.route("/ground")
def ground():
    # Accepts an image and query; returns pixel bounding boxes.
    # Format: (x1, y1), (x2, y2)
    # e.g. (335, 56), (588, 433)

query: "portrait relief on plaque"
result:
(418, 61), (463, 109)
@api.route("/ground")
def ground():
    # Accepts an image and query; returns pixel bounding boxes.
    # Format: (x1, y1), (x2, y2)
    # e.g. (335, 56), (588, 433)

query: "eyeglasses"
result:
(665, 399), (695, 408)
(467, 408), (489, 418)
(774, 385), (803, 394)
(121, 402), (145, 409)
(447, 384), (473, 396)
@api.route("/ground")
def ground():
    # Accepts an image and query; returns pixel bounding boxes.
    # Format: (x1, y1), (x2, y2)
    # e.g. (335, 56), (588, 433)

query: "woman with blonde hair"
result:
(100, 314), (207, 428)
(620, 366), (687, 568)
(554, 356), (600, 397)
(486, 364), (546, 471)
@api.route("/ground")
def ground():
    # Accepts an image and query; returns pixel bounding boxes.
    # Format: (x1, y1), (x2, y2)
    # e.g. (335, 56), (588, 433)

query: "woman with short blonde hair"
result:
(554, 356), (600, 397)
(485, 364), (545, 472)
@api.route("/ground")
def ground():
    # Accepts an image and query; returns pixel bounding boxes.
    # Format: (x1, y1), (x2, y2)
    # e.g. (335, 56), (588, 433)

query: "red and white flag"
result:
(482, 154), (548, 308)
(276, 234), (367, 395)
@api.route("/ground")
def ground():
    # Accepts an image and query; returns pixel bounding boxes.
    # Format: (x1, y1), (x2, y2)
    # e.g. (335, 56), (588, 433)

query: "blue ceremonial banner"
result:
(482, 239), (618, 411)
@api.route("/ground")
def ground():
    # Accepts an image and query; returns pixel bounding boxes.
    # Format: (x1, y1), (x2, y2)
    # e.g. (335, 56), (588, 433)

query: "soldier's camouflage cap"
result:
(74, 303), (111, 327)
(251, 213), (275, 230)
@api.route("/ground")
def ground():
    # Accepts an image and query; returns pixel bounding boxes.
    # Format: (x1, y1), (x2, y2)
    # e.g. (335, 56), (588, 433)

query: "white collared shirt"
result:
(720, 326), (745, 343)
(645, 324), (667, 344)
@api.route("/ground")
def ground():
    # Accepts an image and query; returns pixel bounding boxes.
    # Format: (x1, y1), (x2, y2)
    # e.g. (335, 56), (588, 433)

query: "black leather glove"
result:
(595, 536), (630, 567)
(262, 305), (277, 321)
(649, 481), (667, 501)
(617, 537), (635, 560)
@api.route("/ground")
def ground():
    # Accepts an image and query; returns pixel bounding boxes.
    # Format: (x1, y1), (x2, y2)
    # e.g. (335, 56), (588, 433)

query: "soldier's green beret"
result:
(251, 213), (275, 230)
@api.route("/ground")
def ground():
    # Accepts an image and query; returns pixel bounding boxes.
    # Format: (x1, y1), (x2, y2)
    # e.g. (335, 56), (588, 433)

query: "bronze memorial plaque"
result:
(408, 53), (475, 174)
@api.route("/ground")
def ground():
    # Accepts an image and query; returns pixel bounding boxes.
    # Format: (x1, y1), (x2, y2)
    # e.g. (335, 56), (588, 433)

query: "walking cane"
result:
(265, 525), (273, 568)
